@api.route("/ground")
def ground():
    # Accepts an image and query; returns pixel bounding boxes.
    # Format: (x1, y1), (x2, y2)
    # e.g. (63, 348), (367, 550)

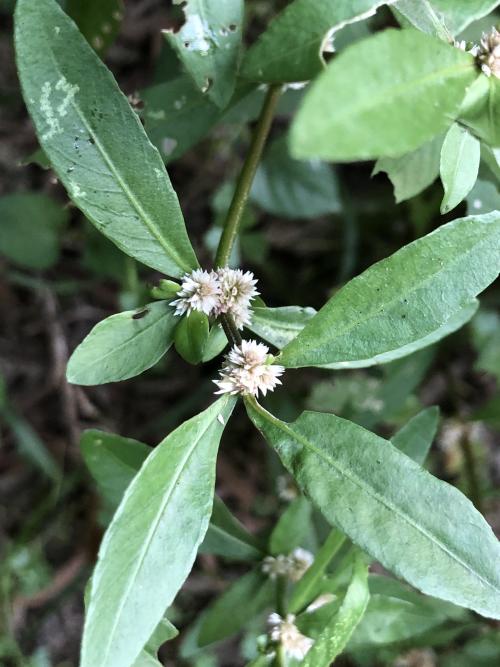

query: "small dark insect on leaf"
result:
(132, 308), (149, 320)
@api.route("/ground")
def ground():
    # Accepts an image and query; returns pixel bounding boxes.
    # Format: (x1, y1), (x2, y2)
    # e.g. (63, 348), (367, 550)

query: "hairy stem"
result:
(215, 85), (282, 268)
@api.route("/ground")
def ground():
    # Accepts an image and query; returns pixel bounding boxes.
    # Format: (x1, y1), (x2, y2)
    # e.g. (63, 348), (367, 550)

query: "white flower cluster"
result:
(171, 268), (258, 328)
(262, 548), (314, 582)
(214, 340), (284, 397)
(478, 27), (500, 78)
(268, 613), (314, 660)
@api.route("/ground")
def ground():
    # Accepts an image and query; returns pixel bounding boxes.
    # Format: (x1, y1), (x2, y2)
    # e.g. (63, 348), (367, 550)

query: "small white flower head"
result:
(478, 27), (500, 78)
(268, 613), (314, 660)
(171, 269), (220, 316)
(216, 268), (259, 329)
(262, 548), (314, 582)
(214, 340), (284, 397)
(262, 554), (291, 579)
(288, 548), (314, 582)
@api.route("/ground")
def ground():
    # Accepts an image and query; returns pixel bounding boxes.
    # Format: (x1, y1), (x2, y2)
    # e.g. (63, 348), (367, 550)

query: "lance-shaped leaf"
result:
(164, 0), (244, 109)
(81, 396), (236, 667)
(391, 406), (440, 465)
(15, 0), (198, 277)
(246, 402), (500, 619)
(81, 429), (263, 559)
(290, 29), (477, 162)
(67, 302), (178, 385)
(241, 0), (392, 84)
(279, 213), (500, 368)
(303, 553), (369, 666)
(268, 496), (312, 555)
(440, 123), (480, 214)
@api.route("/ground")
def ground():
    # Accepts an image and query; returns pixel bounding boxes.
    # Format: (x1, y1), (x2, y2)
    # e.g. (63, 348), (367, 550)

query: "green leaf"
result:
(132, 618), (179, 667)
(202, 324), (228, 362)
(290, 29), (477, 162)
(241, 0), (391, 84)
(269, 496), (312, 555)
(279, 213), (500, 368)
(391, 406), (440, 465)
(67, 302), (178, 385)
(373, 134), (444, 204)
(392, 0), (451, 41)
(81, 396), (236, 667)
(142, 76), (223, 163)
(164, 0), (244, 109)
(198, 569), (274, 647)
(350, 574), (466, 649)
(200, 496), (265, 561)
(15, 0), (198, 277)
(174, 311), (210, 365)
(246, 402), (500, 618)
(440, 123), (481, 213)
(80, 429), (151, 507)
(250, 137), (340, 219)
(81, 429), (263, 559)
(66, 0), (123, 54)
(396, 0), (500, 37)
(303, 553), (369, 666)
(290, 530), (346, 614)
(460, 76), (500, 148)
(0, 193), (67, 269)
(247, 306), (317, 350)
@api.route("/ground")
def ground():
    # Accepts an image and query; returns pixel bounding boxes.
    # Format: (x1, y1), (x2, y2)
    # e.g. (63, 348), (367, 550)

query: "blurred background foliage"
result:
(0, 1), (499, 666)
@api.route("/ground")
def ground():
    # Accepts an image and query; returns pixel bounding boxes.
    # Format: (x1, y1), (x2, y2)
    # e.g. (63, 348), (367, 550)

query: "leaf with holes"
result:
(164, 0), (244, 109)
(241, 0), (393, 83)
(15, 0), (198, 277)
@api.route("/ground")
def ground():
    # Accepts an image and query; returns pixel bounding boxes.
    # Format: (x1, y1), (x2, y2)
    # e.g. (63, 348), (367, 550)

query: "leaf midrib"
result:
(285, 221), (498, 362)
(311, 60), (474, 131)
(93, 405), (223, 667)
(41, 32), (193, 275)
(264, 411), (500, 596)
(76, 308), (174, 372)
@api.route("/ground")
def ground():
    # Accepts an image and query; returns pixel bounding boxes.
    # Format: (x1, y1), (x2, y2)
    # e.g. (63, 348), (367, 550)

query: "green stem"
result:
(215, 85), (282, 268)
(290, 528), (346, 614)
